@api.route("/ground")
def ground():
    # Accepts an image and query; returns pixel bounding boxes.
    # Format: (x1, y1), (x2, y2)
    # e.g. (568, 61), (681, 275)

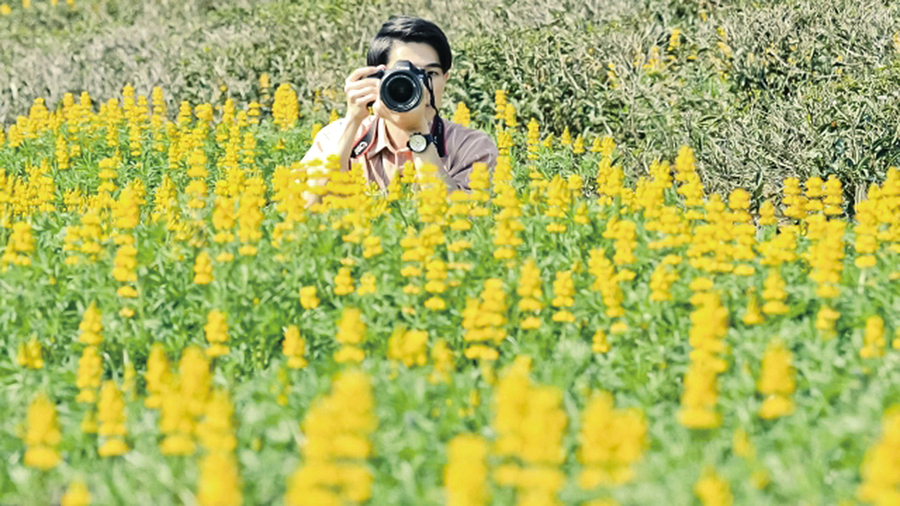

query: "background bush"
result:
(2, 0), (900, 201)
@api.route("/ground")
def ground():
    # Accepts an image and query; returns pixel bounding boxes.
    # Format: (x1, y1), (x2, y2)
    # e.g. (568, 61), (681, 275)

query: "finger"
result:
(349, 96), (376, 108)
(373, 102), (388, 119)
(349, 95), (378, 110)
(356, 91), (378, 103)
(344, 79), (379, 94)
(346, 66), (381, 84)
(355, 96), (378, 109)
(347, 88), (376, 103)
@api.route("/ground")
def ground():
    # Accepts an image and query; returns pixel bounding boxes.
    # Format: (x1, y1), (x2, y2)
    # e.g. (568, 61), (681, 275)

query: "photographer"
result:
(299, 16), (499, 206)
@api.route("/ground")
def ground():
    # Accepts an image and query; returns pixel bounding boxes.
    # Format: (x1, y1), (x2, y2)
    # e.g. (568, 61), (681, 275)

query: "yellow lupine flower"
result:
(23, 392), (61, 470)
(97, 381), (129, 457)
(197, 452), (242, 506)
(193, 251), (214, 284)
(16, 337), (43, 369)
(335, 307), (366, 364)
(283, 325), (308, 369)
(204, 309), (230, 357)
(286, 371), (375, 505)
(61, 480), (91, 506)
(387, 328), (428, 367)
(299, 286), (320, 309)
(578, 391), (647, 487)
(444, 434), (489, 506)
(694, 466), (733, 506)
(757, 340), (796, 420)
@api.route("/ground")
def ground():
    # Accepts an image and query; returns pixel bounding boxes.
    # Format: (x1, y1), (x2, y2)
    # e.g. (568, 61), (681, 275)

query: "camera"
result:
(367, 60), (430, 113)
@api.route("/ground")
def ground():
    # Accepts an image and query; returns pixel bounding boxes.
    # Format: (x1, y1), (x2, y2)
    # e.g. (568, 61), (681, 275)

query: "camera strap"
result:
(424, 75), (447, 158)
(351, 121), (376, 158)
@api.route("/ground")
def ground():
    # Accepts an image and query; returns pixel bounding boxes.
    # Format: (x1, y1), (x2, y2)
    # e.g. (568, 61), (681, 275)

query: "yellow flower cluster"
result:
(861, 315), (886, 360)
(494, 89), (507, 122)
(429, 339), (455, 384)
(1, 221), (33, 269)
(649, 262), (678, 301)
(193, 250), (213, 284)
(299, 286), (320, 309)
(858, 406), (900, 505)
(591, 330), (610, 354)
(493, 357), (567, 504)
(517, 259), (544, 330)
(463, 279), (507, 361)
(61, 480), (91, 506)
(158, 346), (211, 456)
(551, 269), (576, 323)
(595, 147), (625, 206)
(504, 103), (518, 129)
(9, 80), (900, 502)
(491, 158), (524, 260)
(112, 234), (138, 303)
(97, 381), (129, 457)
(273, 84), (299, 131)
(424, 258), (448, 310)
(282, 325), (308, 369)
(678, 290), (728, 429)
(578, 391), (647, 488)
(452, 101), (470, 127)
(23, 392), (61, 470)
(760, 269), (789, 316)
(545, 175), (572, 234)
(335, 307), (366, 364)
(204, 309), (230, 357)
(387, 328), (428, 367)
(196, 390), (242, 506)
(144, 344), (170, 408)
(444, 433), (489, 506)
(694, 466), (733, 506)
(757, 340), (795, 419)
(287, 370), (376, 505)
(855, 197), (879, 269)
(526, 118), (540, 162)
(17, 337), (44, 369)
(76, 345), (102, 404)
(806, 216), (845, 300)
(588, 249), (625, 318)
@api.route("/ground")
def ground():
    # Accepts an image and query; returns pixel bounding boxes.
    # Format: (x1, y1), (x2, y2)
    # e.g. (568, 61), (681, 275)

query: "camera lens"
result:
(381, 71), (422, 112)
(387, 77), (414, 104)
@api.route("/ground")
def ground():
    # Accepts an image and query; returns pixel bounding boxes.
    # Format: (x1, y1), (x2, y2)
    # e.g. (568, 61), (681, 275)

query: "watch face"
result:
(409, 134), (427, 152)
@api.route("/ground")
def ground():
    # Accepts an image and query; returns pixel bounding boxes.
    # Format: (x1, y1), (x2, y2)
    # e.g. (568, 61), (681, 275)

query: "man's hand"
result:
(344, 65), (386, 123)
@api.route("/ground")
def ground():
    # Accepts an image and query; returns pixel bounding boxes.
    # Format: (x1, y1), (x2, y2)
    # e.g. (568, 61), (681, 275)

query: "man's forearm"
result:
(336, 117), (365, 172)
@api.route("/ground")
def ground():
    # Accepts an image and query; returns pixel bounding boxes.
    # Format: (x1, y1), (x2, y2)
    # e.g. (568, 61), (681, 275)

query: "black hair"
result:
(367, 16), (452, 73)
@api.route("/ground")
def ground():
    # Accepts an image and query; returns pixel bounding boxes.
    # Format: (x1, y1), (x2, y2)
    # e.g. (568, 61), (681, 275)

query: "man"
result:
(299, 16), (499, 205)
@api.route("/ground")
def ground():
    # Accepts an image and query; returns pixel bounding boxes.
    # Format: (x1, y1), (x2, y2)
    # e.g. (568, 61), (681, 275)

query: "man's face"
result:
(378, 41), (448, 129)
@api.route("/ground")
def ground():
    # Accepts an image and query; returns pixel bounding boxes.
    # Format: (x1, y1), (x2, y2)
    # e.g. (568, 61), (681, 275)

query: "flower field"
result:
(3, 84), (900, 506)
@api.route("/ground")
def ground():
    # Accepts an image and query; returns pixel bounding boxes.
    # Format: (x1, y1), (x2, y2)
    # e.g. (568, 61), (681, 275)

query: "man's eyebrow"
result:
(423, 63), (442, 70)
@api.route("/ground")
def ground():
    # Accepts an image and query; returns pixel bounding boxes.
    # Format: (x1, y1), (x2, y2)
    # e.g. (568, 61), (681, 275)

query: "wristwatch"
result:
(407, 133), (434, 153)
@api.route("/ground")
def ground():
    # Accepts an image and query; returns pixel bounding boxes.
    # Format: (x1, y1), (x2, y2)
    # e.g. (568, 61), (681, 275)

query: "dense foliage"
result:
(2, 80), (900, 504)
(2, 0), (900, 196)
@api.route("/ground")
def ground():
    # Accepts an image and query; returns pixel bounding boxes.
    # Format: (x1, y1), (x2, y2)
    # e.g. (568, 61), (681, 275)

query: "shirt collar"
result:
(365, 116), (394, 159)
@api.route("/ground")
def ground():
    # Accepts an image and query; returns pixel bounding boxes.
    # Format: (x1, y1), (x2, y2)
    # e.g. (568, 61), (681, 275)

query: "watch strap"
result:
(408, 133), (434, 152)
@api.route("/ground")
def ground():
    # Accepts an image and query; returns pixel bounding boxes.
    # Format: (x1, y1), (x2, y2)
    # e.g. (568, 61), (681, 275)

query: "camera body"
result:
(367, 60), (430, 113)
